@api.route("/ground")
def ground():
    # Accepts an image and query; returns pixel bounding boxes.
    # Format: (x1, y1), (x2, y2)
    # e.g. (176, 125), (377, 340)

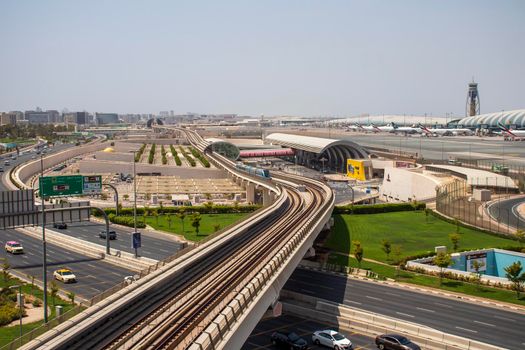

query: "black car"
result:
(99, 230), (117, 240)
(271, 332), (308, 350)
(53, 222), (68, 229)
(375, 334), (420, 350)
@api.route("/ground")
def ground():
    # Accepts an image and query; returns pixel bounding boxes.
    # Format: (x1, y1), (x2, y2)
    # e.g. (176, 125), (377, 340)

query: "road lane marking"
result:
(473, 320), (495, 327)
(300, 289), (315, 294)
(416, 307), (435, 313)
(344, 300), (362, 305)
(455, 326), (477, 333)
(396, 312), (414, 318)
(385, 292), (400, 297)
(365, 296), (382, 301)
(434, 302), (453, 308)
(493, 315), (515, 321)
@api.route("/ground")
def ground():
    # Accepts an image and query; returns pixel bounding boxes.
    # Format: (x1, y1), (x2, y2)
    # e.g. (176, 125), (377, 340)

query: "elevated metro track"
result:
(21, 127), (334, 350)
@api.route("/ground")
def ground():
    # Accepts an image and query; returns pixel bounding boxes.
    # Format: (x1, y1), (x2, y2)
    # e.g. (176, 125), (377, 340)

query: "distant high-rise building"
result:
(64, 112), (87, 125)
(25, 110), (60, 124)
(1, 112), (18, 125)
(95, 113), (119, 125)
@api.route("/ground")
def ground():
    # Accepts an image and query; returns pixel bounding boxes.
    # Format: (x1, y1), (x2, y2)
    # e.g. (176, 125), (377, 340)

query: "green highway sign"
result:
(39, 175), (102, 198)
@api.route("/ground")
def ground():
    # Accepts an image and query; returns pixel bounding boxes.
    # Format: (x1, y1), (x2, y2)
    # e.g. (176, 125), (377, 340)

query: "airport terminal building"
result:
(457, 109), (525, 129)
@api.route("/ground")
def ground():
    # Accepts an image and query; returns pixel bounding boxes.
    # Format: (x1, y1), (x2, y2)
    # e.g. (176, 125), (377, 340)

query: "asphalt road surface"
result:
(284, 268), (525, 349)
(488, 196), (525, 230)
(0, 143), (74, 191)
(336, 132), (525, 167)
(1, 229), (134, 299)
(51, 221), (184, 260)
(243, 313), (378, 350)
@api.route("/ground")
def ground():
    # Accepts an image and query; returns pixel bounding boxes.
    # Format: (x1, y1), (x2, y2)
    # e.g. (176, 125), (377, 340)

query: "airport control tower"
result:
(466, 80), (480, 116)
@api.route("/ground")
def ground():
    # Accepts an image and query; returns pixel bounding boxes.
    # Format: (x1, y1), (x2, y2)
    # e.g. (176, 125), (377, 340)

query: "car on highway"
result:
(0, 167), (3, 172)
(312, 330), (352, 349)
(53, 268), (77, 283)
(4, 160), (10, 166)
(270, 331), (308, 350)
(5, 241), (24, 254)
(53, 222), (68, 229)
(99, 230), (117, 240)
(375, 334), (420, 350)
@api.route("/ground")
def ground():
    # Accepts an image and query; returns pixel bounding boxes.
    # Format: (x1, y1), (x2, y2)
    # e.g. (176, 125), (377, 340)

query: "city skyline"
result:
(1, 0), (524, 117)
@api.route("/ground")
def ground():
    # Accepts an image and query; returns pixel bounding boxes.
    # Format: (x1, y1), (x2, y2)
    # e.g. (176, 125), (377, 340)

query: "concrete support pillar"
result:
(246, 183), (256, 204)
(262, 190), (272, 206)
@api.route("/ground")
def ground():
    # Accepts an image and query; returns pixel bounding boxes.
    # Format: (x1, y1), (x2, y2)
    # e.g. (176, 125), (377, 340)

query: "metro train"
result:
(235, 162), (271, 179)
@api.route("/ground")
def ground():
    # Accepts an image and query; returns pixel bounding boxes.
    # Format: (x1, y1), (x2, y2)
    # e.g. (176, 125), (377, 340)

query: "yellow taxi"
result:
(53, 268), (77, 283)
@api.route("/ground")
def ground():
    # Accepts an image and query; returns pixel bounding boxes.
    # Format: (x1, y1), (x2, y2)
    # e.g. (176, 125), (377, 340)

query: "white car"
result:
(53, 268), (77, 283)
(312, 330), (352, 349)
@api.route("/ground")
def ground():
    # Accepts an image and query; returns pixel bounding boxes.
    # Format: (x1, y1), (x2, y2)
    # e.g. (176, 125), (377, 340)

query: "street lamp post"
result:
(9, 285), (23, 345)
(131, 150), (139, 258)
(39, 155), (48, 323)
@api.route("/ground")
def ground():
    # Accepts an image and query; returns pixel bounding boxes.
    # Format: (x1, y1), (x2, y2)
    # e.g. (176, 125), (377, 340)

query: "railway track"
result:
(22, 127), (332, 350)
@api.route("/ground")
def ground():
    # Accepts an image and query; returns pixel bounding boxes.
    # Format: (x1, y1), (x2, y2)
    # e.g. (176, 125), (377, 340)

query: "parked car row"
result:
(270, 330), (420, 350)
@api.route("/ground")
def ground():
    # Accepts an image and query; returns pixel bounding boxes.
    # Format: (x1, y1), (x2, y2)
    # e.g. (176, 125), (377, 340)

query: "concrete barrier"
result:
(280, 291), (506, 350)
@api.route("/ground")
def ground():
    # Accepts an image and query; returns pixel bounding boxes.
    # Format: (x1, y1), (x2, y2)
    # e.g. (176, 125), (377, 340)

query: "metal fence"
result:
(435, 179), (524, 235)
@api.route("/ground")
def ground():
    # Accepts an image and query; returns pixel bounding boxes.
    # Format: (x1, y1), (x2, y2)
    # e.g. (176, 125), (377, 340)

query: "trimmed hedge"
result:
(107, 214), (146, 228)
(179, 146), (196, 167)
(98, 204), (261, 217)
(148, 144), (156, 164)
(170, 144), (182, 166)
(190, 147), (210, 168)
(334, 202), (426, 214)
(135, 143), (146, 162)
(161, 145), (167, 165)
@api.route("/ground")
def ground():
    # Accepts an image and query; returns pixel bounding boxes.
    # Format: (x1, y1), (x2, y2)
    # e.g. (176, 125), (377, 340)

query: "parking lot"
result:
(243, 314), (377, 350)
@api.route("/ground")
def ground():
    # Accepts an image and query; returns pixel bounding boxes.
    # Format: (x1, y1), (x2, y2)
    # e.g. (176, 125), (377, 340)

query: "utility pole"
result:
(40, 155), (48, 323)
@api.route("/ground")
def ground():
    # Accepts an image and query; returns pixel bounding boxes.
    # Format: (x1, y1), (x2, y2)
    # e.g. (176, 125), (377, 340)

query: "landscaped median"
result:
(323, 203), (525, 306)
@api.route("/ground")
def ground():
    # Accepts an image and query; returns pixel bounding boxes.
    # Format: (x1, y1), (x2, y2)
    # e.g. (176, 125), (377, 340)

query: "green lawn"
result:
(328, 253), (525, 306)
(0, 276), (76, 347)
(144, 213), (249, 241)
(326, 211), (519, 263)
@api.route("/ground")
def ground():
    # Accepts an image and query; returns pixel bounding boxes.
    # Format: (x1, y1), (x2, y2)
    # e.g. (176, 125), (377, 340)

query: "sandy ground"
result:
(6, 304), (50, 326)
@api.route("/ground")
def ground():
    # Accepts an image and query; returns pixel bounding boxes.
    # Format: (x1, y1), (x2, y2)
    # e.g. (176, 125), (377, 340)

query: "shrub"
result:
(0, 304), (20, 326)
(170, 145), (182, 166)
(107, 214), (146, 228)
(135, 143), (146, 162)
(32, 299), (42, 307)
(148, 144), (156, 164)
(97, 204), (261, 217)
(334, 202), (426, 214)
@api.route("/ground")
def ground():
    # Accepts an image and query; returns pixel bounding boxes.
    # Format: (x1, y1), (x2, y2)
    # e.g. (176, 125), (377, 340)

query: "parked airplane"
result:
(497, 122), (525, 140)
(417, 124), (474, 136)
(371, 123), (396, 133)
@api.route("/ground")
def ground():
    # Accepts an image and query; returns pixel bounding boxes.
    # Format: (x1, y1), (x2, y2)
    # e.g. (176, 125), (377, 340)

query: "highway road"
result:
(488, 196), (525, 230)
(243, 314), (377, 350)
(0, 229), (134, 299)
(52, 220), (184, 260)
(0, 143), (74, 191)
(284, 268), (525, 349)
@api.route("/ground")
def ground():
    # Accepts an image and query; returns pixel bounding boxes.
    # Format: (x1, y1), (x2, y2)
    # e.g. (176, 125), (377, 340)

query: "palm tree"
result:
(191, 212), (202, 236)
(166, 214), (172, 229)
(433, 252), (451, 286)
(176, 209), (186, 233)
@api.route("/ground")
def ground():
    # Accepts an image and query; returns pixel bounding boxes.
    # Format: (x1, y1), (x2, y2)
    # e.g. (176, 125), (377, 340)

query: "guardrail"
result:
(191, 175), (335, 349)
(12, 136), (107, 190)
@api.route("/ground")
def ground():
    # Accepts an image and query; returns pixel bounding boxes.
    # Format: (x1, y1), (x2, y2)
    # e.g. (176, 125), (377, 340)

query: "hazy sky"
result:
(1, 0), (524, 117)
